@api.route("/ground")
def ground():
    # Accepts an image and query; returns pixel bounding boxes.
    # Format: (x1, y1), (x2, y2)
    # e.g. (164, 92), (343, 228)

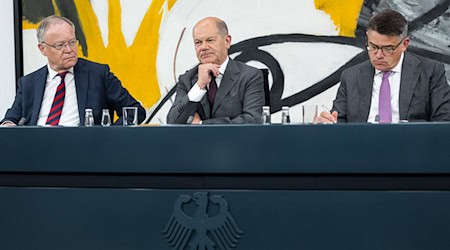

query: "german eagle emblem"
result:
(162, 192), (243, 250)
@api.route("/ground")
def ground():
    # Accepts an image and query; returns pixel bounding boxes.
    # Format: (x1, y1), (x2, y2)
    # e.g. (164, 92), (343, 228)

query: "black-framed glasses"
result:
(367, 37), (405, 56)
(42, 39), (78, 50)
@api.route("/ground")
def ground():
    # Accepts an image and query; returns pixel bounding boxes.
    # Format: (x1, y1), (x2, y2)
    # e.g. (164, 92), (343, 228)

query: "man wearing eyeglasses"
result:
(318, 9), (450, 123)
(1, 15), (145, 126)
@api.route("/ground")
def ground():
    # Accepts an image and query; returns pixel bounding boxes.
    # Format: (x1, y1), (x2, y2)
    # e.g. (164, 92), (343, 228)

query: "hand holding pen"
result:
(317, 105), (338, 124)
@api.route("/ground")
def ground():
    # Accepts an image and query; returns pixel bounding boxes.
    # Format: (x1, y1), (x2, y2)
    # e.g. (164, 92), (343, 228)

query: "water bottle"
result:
(261, 106), (271, 125)
(281, 106), (291, 125)
(101, 109), (112, 127)
(84, 109), (95, 127)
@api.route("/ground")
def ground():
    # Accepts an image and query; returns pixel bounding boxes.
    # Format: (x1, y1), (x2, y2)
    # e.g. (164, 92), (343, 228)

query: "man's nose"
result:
(200, 43), (208, 51)
(375, 49), (384, 58)
(63, 43), (73, 53)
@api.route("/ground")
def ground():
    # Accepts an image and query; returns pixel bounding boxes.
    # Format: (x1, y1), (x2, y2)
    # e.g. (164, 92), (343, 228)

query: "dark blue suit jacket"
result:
(2, 58), (146, 125)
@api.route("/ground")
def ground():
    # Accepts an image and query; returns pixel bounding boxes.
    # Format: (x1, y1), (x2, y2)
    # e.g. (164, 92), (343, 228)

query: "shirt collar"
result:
(219, 57), (230, 75)
(47, 65), (74, 80)
(375, 52), (404, 75)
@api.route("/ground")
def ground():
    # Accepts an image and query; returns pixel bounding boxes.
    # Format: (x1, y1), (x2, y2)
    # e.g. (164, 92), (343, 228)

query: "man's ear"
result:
(225, 35), (232, 49)
(401, 37), (410, 52)
(38, 43), (46, 56)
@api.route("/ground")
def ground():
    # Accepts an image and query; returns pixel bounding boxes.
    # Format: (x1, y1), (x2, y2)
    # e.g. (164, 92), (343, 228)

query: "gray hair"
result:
(193, 17), (229, 37)
(216, 19), (229, 37)
(36, 15), (76, 43)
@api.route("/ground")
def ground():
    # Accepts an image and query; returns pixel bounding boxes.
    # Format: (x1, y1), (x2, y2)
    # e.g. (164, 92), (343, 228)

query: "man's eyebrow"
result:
(368, 42), (396, 47)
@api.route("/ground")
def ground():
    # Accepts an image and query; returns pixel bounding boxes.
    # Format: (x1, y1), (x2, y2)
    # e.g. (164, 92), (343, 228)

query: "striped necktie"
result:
(379, 71), (392, 123)
(46, 72), (68, 126)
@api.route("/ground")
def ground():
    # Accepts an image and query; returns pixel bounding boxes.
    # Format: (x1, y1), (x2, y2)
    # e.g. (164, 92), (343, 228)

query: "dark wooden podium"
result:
(1, 124), (450, 250)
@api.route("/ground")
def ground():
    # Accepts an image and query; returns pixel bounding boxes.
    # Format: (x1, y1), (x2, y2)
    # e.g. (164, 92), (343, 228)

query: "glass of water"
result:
(123, 107), (138, 126)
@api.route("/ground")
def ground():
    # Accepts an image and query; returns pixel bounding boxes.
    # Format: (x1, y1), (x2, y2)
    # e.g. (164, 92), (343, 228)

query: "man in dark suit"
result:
(1, 15), (145, 126)
(318, 9), (450, 123)
(166, 17), (264, 124)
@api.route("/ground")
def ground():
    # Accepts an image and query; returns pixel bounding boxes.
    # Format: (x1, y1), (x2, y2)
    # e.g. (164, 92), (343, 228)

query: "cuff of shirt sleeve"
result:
(188, 83), (207, 102)
(1, 120), (15, 126)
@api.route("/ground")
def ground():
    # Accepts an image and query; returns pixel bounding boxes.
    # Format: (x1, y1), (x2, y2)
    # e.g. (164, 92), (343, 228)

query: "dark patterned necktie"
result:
(379, 71), (392, 123)
(46, 72), (68, 126)
(208, 77), (218, 107)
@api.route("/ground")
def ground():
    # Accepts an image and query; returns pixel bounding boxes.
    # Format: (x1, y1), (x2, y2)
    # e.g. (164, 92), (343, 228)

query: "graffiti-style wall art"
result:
(19, 0), (450, 123)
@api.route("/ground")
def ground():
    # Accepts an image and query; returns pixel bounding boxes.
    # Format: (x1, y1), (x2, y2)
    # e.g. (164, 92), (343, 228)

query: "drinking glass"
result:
(123, 107), (138, 126)
(302, 105), (318, 124)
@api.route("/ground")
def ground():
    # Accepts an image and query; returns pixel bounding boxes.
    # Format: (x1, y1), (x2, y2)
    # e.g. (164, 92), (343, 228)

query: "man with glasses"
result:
(318, 9), (450, 123)
(1, 15), (145, 126)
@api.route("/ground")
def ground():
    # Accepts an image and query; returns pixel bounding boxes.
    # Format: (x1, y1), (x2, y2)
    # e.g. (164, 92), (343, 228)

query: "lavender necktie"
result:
(379, 71), (392, 123)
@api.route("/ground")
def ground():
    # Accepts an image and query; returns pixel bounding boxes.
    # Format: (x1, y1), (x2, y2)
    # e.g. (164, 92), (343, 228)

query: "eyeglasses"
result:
(367, 38), (405, 56)
(42, 39), (78, 50)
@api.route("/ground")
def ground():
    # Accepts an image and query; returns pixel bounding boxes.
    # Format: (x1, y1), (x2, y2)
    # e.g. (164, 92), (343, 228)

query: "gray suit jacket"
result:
(167, 58), (264, 124)
(333, 52), (450, 122)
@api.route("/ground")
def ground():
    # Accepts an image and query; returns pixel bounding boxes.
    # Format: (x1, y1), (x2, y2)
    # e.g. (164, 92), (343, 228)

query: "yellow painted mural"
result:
(21, 0), (365, 115)
(74, 0), (173, 109)
(314, 0), (364, 37)
(23, 0), (178, 110)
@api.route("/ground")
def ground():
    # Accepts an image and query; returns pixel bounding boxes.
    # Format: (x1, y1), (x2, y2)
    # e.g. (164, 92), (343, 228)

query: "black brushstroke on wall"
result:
(13, 0), (450, 121)
(21, 0), (88, 56)
(145, 0), (450, 122)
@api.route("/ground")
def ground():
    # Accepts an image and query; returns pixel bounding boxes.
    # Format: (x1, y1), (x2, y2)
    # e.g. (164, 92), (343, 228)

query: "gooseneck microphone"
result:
(18, 117), (28, 126)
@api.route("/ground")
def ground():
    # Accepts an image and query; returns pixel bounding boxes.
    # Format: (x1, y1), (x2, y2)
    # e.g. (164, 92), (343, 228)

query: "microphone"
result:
(374, 115), (380, 123)
(18, 117), (28, 126)
(186, 116), (194, 124)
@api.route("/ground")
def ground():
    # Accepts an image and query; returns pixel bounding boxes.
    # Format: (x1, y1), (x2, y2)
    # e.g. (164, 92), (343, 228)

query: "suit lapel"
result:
(212, 59), (239, 115)
(74, 59), (89, 123)
(30, 67), (49, 125)
(357, 62), (375, 122)
(399, 52), (420, 119)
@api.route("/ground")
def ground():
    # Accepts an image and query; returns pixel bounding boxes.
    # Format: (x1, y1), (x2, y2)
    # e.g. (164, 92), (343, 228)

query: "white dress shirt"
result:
(367, 52), (404, 123)
(37, 65), (80, 126)
(187, 57), (229, 102)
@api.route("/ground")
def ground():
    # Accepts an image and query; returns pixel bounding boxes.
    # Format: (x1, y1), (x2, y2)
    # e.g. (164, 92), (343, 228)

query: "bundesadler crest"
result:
(163, 192), (243, 250)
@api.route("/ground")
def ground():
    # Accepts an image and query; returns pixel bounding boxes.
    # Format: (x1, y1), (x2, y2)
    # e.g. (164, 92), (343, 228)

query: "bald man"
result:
(167, 17), (264, 124)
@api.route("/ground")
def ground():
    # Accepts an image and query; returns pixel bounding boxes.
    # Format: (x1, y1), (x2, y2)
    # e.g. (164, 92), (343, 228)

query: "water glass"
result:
(123, 107), (138, 126)
(302, 105), (318, 124)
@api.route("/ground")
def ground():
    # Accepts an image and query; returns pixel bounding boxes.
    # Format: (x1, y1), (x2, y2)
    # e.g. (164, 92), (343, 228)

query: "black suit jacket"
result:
(167, 58), (264, 124)
(2, 58), (146, 125)
(333, 52), (450, 122)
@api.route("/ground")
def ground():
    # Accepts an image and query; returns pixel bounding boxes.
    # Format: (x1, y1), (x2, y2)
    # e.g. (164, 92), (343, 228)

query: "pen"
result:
(321, 105), (331, 113)
(321, 105), (337, 124)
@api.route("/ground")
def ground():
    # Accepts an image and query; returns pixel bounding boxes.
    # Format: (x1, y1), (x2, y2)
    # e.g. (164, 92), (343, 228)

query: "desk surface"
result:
(1, 123), (450, 173)
(2, 124), (450, 250)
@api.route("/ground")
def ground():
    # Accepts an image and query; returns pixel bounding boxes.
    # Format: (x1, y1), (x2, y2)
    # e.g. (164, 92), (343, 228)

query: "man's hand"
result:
(196, 63), (220, 89)
(0, 121), (17, 127)
(316, 111), (338, 124)
(192, 112), (202, 124)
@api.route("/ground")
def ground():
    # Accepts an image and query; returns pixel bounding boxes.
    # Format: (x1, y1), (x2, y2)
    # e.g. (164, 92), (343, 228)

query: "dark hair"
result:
(368, 9), (408, 37)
